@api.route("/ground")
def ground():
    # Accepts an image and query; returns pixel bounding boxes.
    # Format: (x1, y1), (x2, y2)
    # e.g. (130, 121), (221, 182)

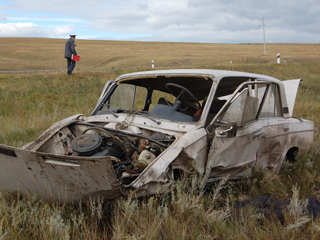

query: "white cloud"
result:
(51, 24), (76, 36)
(7, 17), (88, 23)
(0, 0), (319, 43)
(0, 22), (45, 37)
(0, 22), (76, 37)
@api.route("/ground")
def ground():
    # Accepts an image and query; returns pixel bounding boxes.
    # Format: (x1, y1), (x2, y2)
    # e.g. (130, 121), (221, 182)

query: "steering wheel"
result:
(165, 83), (201, 112)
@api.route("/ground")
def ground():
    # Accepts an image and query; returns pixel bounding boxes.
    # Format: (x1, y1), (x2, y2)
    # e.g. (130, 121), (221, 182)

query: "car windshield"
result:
(95, 76), (213, 122)
(108, 83), (176, 112)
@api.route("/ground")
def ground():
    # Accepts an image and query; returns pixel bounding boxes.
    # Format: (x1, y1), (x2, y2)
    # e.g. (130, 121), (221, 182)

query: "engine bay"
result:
(36, 121), (176, 185)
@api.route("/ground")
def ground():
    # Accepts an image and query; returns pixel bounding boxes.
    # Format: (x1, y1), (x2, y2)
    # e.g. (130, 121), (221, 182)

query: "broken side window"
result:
(258, 83), (282, 118)
(217, 82), (279, 126)
(218, 88), (260, 125)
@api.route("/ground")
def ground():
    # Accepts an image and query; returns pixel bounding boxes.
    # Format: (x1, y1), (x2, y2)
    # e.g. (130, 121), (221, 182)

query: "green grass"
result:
(1, 65), (320, 239)
(1, 39), (320, 239)
(0, 71), (120, 147)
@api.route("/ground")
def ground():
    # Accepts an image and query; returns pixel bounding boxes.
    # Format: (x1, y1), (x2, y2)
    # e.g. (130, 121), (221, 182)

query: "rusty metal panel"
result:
(0, 144), (47, 195)
(0, 144), (122, 204)
(39, 155), (123, 203)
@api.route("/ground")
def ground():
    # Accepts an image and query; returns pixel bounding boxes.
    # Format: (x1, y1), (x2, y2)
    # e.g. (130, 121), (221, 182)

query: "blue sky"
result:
(0, 0), (319, 43)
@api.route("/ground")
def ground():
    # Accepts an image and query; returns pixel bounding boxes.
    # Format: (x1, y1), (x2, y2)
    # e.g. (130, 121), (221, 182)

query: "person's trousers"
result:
(66, 58), (76, 74)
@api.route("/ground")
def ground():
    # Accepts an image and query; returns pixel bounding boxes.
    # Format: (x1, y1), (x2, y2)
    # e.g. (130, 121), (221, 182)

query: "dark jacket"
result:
(64, 38), (77, 58)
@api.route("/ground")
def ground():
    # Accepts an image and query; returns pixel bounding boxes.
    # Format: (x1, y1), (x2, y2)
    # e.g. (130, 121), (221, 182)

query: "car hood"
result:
(0, 143), (124, 204)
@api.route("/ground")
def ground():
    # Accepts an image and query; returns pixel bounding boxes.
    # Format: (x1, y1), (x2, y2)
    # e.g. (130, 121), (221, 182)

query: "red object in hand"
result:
(71, 54), (80, 61)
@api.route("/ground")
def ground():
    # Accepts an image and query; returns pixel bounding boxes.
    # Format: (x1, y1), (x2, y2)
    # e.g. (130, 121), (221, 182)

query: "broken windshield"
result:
(108, 84), (147, 111)
(95, 76), (213, 122)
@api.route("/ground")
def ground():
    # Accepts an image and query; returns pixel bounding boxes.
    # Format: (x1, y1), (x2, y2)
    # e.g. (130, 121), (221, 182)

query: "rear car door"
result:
(205, 81), (276, 180)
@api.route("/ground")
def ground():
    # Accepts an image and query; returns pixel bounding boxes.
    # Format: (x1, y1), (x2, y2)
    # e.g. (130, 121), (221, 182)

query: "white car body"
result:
(0, 69), (314, 203)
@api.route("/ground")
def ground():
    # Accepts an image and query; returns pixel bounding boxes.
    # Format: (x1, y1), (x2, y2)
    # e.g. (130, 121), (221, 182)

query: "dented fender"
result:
(129, 128), (207, 189)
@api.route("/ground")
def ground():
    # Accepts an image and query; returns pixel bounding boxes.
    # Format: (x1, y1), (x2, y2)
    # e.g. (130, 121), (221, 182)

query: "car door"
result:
(204, 81), (273, 181)
(254, 82), (297, 172)
(255, 118), (288, 172)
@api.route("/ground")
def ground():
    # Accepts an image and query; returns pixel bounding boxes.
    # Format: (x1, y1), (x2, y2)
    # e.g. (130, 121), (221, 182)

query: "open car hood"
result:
(0, 144), (123, 204)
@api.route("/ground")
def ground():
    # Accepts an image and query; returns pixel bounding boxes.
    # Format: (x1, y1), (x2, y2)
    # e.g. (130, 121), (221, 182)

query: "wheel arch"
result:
(284, 146), (299, 163)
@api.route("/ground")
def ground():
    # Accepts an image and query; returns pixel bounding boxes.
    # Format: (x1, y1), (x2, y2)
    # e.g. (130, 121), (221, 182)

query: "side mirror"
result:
(219, 122), (237, 137)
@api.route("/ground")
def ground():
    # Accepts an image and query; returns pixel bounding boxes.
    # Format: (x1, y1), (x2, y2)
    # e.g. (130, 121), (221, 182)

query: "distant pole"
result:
(277, 53), (280, 64)
(260, 17), (266, 56)
(151, 60), (154, 68)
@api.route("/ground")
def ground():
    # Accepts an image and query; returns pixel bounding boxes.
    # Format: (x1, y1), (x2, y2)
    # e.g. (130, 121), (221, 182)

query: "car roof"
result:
(115, 69), (282, 85)
(112, 69), (289, 118)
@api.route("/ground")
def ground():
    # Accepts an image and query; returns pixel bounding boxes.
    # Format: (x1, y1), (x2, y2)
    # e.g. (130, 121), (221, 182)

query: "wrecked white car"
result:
(0, 69), (314, 203)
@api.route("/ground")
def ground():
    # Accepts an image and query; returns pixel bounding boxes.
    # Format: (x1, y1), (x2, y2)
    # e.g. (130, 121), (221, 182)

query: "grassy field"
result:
(1, 37), (320, 71)
(0, 38), (320, 239)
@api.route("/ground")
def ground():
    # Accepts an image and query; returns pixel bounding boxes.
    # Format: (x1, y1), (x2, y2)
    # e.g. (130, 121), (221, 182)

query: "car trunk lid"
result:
(282, 79), (302, 117)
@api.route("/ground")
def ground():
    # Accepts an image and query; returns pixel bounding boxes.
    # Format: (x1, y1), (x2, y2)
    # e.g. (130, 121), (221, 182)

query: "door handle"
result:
(219, 126), (234, 135)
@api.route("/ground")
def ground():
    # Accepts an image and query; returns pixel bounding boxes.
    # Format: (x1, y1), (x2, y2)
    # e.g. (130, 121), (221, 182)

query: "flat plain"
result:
(0, 38), (320, 239)
(1, 37), (319, 71)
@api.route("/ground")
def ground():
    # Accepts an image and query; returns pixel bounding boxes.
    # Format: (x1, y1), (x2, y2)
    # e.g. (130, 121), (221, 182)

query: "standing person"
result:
(64, 35), (77, 75)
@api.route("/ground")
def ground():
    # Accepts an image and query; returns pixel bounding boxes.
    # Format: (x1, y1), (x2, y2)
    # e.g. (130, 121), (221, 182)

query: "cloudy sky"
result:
(0, 0), (319, 43)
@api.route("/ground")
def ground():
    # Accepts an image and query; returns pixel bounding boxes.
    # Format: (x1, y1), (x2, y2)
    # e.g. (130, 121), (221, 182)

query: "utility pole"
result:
(260, 17), (266, 56)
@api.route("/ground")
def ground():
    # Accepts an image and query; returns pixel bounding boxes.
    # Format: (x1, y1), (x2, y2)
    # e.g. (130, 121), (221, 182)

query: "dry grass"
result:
(0, 38), (320, 239)
(0, 38), (319, 71)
